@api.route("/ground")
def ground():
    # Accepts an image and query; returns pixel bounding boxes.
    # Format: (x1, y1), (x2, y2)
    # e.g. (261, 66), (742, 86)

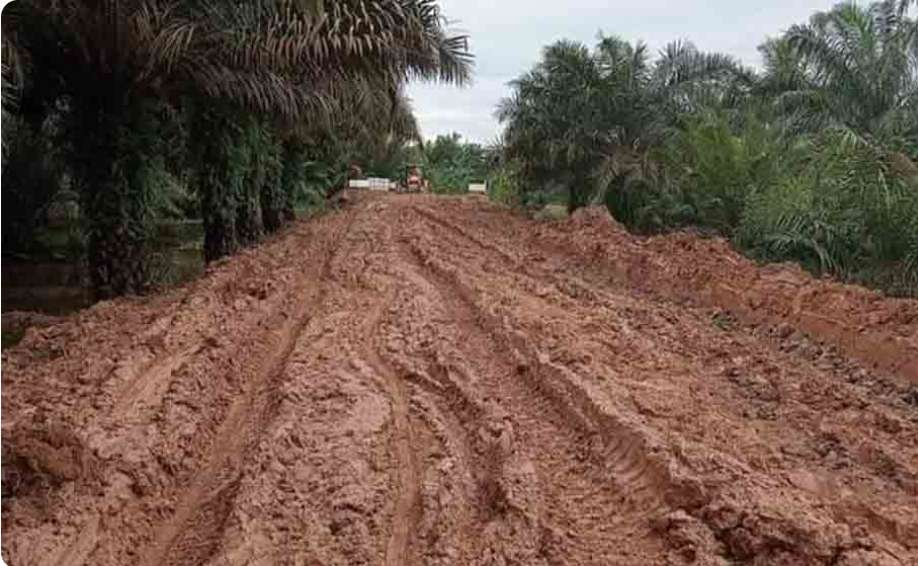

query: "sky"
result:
(407, 0), (838, 144)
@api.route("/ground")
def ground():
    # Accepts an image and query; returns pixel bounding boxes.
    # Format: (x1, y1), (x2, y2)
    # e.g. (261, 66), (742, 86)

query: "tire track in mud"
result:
(6, 193), (918, 566)
(422, 198), (918, 384)
(158, 201), (433, 565)
(405, 206), (672, 507)
(410, 202), (633, 316)
(363, 308), (423, 566)
(408, 257), (669, 526)
(379, 363), (422, 566)
(337, 203), (425, 565)
(138, 209), (361, 566)
(407, 198), (918, 563)
(331, 203), (556, 562)
(195, 202), (429, 565)
(389, 208), (673, 562)
(377, 263), (549, 563)
(111, 347), (197, 418)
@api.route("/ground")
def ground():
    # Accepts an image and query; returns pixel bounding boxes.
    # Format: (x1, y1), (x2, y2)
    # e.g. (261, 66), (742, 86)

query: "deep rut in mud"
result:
(3, 193), (918, 565)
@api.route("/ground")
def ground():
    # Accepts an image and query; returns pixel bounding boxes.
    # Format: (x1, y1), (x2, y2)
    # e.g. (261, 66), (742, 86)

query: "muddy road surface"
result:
(3, 193), (918, 565)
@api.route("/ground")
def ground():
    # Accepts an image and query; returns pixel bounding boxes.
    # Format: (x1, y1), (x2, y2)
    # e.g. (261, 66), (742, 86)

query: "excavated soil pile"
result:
(3, 193), (917, 565)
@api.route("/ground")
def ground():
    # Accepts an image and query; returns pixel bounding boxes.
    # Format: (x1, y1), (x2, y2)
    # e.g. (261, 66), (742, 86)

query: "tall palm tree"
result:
(275, 75), (423, 210)
(778, 0), (917, 149)
(497, 35), (749, 211)
(191, 0), (470, 262)
(3, 0), (472, 296)
(3, 1), (310, 296)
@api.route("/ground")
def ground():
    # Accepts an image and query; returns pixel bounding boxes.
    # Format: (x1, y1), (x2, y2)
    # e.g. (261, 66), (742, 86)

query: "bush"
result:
(607, 116), (918, 296)
(488, 164), (522, 206)
(658, 113), (790, 233)
(2, 119), (66, 256)
(737, 132), (918, 291)
(423, 133), (490, 193)
(604, 176), (694, 233)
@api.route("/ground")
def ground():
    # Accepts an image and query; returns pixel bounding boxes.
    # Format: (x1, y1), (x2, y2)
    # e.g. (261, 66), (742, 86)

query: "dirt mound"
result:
(530, 210), (918, 382)
(3, 193), (917, 565)
(568, 204), (625, 232)
(2, 311), (61, 336)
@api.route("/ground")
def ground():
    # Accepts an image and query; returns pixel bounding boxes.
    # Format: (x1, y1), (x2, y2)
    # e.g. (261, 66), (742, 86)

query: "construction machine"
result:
(401, 164), (425, 193)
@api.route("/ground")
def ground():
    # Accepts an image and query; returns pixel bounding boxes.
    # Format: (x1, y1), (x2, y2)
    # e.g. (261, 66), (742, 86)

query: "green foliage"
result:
(498, 35), (751, 212)
(604, 176), (692, 233)
(738, 133), (918, 285)
(259, 128), (286, 233)
(194, 107), (246, 262)
(236, 117), (265, 244)
(280, 141), (308, 218)
(487, 162), (523, 206)
(3, 0), (472, 298)
(148, 168), (199, 221)
(740, 174), (858, 275)
(648, 111), (789, 233)
(1, 118), (65, 256)
(299, 159), (347, 206)
(72, 99), (166, 298)
(779, 1), (918, 145)
(497, 1), (917, 296)
(422, 133), (490, 192)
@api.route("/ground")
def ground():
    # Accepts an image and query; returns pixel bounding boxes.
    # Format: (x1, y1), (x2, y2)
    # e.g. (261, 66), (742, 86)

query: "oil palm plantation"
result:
(497, 35), (751, 211)
(277, 78), (424, 199)
(3, 0), (471, 296)
(5, 1), (300, 296)
(191, 0), (470, 262)
(741, 0), (918, 287)
(772, 0), (917, 151)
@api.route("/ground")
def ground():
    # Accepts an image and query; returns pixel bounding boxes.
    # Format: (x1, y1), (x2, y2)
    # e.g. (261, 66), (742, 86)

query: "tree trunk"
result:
(194, 108), (246, 263)
(281, 140), (307, 221)
(236, 121), (262, 246)
(261, 179), (285, 232)
(74, 100), (158, 300)
(236, 187), (264, 245)
(567, 173), (590, 213)
(202, 177), (239, 263)
(260, 129), (285, 233)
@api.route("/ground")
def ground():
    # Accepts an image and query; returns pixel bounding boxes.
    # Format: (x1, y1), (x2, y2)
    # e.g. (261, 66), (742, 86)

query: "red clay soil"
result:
(2, 193), (917, 565)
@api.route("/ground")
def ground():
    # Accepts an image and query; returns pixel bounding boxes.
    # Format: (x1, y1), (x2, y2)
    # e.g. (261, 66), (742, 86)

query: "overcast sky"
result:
(407, 0), (839, 144)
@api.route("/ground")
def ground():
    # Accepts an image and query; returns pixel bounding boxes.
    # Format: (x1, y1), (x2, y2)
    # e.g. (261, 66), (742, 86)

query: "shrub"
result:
(1, 120), (66, 256)
(737, 132), (918, 291)
(488, 164), (523, 206)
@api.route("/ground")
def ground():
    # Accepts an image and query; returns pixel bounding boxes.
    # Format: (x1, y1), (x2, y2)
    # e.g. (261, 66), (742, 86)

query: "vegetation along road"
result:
(3, 192), (917, 565)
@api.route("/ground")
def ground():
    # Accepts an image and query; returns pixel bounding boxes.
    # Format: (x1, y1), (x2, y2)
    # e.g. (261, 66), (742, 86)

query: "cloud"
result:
(409, 76), (509, 144)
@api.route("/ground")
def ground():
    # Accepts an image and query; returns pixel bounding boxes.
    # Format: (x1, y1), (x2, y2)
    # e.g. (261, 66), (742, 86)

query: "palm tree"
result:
(276, 77), (423, 203)
(3, 0), (472, 296)
(497, 35), (750, 211)
(4, 1), (301, 296)
(177, 0), (472, 263)
(777, 0), (917, 150)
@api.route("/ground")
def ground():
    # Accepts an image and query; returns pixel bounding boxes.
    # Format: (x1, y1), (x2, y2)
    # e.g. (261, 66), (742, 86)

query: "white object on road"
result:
(368, 178), (391, 192)
(468, 183), (487, 194)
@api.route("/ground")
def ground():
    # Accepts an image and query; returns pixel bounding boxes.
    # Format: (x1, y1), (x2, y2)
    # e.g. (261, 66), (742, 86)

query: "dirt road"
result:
(3, 193), (918, 565)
